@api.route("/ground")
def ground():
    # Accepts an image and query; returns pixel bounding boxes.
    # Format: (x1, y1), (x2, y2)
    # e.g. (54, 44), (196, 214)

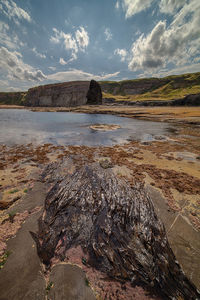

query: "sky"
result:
(0, 0), (200, 91)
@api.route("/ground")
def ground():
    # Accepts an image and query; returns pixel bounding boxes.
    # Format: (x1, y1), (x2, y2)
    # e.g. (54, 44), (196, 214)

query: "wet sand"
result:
(0, 106), (200, 298)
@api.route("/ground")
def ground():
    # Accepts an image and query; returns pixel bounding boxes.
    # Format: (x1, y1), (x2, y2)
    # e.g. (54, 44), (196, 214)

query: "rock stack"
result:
(86, 80), (102, 104)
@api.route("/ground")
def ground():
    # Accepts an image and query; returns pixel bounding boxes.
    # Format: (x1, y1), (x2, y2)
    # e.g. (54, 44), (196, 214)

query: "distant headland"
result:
(0, 72), (200, 107)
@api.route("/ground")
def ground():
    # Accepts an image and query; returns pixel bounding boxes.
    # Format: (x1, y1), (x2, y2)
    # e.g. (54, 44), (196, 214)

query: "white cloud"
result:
(114, 48), (127, 61)
(59, 57), (67, 65)
(1, 0), (31, 24)
(159, 0), (186, 15)
(0, 21), (9, 32)
(0, 79), (8, 87)
(50, 28), (60, 44)
(122, 0), (154, 18)
(104, 28), (112, 41)
(0, 20), (23, 49)
(48, 69), (120, 82)
(50, 28), (78, 62)
(48, 66), (56, 71)
(75, 26), (89, 50)
(32, 47), (46, 59)
(115, 1), (120, 9)
(129, 0), (200, 72)
(50, 26), (89, 62)
(193, 57), (200, 63)
(63, 34), (78, 53)
(152, 63), (200, 78)
(0, 46), (46, 81)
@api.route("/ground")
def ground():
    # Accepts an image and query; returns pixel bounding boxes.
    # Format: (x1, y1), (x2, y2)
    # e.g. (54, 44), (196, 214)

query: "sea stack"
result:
(86, 80), (102, 104)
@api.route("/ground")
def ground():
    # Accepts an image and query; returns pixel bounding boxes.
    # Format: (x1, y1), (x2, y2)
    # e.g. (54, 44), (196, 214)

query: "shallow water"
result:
(0, 109), (172, 146)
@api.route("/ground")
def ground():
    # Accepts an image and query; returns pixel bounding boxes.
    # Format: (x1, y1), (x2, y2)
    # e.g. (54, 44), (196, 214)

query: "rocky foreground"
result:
(0, 111), (200, 299)
(31, 162), (198, 299)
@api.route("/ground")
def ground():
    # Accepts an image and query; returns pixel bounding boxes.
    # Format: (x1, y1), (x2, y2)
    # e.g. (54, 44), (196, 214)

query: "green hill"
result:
(0, 92), (26, 105)
(100, 72), (200, 102)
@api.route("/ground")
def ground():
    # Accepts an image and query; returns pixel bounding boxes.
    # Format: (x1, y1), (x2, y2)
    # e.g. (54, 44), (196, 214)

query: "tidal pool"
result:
(0, 109), (172, 146)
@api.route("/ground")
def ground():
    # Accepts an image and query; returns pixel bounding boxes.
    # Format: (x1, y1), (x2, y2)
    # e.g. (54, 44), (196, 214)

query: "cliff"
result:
(0, 72), (199, 107)
(100, 72), (200, 103)
(26, 81), (90, 107)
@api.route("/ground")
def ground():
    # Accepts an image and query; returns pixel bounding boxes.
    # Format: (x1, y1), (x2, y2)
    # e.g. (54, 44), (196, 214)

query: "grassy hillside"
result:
(0, 72), (200, 105)
(100, 72), (200, 102)
(0, 92), (26, 105)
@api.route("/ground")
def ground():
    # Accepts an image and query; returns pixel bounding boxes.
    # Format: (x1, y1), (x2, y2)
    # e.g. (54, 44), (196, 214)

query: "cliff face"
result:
(100, 72), (200, 102)
(101, 78), (167, 95)
(26, 81), (90, 107)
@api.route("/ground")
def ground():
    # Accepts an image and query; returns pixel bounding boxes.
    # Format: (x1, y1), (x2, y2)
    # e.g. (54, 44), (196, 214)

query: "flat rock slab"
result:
(0, 211), (46, 300)
(0, 182), (46, 300)
(48, 264), (96, 300)
(146, 184), (200, 289)
(168, 215), (200, 289)
(6, 181), (47, 214)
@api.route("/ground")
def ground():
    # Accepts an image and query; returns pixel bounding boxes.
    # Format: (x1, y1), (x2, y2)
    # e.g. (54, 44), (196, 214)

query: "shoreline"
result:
(1, 104), (200, 125)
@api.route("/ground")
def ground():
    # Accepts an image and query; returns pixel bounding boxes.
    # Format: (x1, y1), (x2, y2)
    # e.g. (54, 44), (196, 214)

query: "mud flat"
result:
(0, 108), (200, 299)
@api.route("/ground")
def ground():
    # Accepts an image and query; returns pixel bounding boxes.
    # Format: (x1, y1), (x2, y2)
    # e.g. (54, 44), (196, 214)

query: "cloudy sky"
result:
(0, 0), (200, 91)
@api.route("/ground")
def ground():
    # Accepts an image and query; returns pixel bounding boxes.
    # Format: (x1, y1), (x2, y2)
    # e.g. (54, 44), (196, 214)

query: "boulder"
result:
(32, 163), (199, 300)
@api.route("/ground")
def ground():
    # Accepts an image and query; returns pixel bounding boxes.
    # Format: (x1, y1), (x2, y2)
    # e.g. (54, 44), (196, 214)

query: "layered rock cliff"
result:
(100, 72), (200, 103)
(25, 80), (103, 107)
(26, 81), (90, 107)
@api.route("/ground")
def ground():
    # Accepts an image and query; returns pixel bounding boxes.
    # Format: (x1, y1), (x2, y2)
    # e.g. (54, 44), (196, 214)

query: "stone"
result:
(99, 158), (113, 169)
(48, 264), (96, 300)
(33, 163), (199, 299)
(86, 80), (102, 104)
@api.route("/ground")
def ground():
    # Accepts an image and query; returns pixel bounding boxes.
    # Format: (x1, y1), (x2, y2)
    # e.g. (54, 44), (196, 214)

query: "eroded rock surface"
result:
(26, 81), (90, 107)
(33, 163), (199, 299)
(48, 264), (96, 300)
(86, 80), (102, 104)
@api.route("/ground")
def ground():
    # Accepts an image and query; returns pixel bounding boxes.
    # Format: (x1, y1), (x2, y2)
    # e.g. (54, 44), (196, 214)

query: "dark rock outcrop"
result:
(172, 93), (200, 106)
(86, 80), (102, 104)
(32, 163), (199, 300)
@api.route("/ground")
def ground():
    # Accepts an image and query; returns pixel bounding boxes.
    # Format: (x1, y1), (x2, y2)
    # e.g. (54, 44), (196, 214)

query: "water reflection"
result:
(0, 109), (172, 146)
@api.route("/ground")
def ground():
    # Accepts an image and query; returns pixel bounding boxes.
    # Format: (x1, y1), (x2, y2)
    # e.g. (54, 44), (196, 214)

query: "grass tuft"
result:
(0, 251), (12, 269)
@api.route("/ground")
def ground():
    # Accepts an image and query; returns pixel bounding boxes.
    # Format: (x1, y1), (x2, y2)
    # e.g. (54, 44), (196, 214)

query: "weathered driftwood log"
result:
(32, 164), (199, 299)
